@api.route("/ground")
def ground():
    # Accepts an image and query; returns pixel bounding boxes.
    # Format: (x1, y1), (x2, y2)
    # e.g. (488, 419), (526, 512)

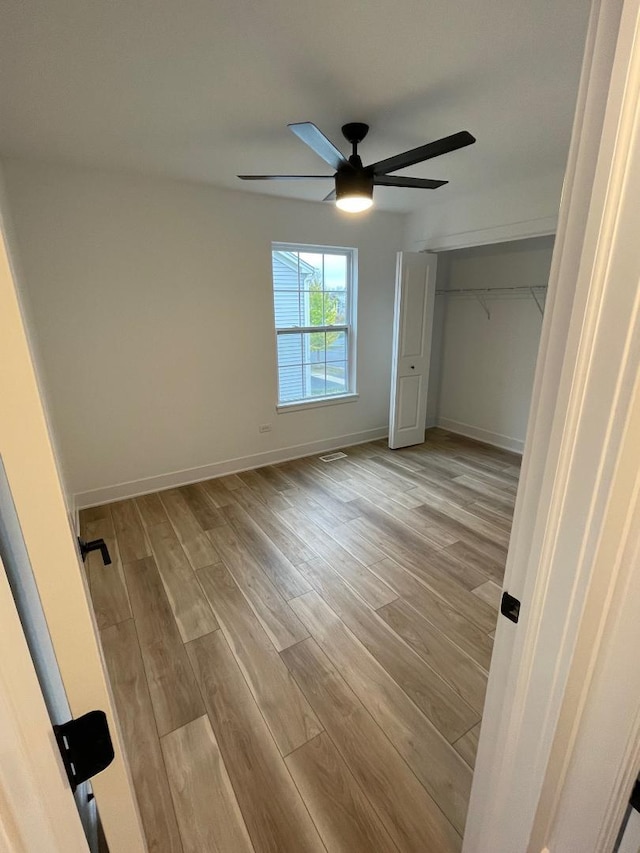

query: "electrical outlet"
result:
(258, 423), (272, 433)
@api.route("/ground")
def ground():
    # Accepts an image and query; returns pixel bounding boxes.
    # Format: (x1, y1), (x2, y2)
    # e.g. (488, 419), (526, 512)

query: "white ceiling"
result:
(0, 0), (590, 213)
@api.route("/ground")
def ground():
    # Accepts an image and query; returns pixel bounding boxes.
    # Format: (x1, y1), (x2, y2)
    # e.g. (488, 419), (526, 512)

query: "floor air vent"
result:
(319, 451), (347, 462)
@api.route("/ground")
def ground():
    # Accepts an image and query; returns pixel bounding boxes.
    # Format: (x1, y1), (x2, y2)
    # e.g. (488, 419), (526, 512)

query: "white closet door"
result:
(388, 251), (437, 449)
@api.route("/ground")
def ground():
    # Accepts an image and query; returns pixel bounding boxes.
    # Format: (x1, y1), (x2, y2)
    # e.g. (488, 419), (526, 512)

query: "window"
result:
(272, 244), (357, 408)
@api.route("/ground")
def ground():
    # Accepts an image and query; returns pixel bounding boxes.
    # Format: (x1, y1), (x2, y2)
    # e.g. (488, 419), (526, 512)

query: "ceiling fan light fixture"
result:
(336, 194), (373, 213)
(335, 168), (374, 213)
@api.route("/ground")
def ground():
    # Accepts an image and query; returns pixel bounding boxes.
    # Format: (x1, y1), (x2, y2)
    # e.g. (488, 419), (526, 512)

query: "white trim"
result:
(435, 418), (524, 454)
(74, 426), (388, 508)
(272, 241), (358, 255)
(530, 0), (640, 845)
(0, 556), (89, 852)
(276, 392), (359, 413)
(546, 371), (640, 852)
(408, 215), (557, 253)
(464, 0), (639, 849)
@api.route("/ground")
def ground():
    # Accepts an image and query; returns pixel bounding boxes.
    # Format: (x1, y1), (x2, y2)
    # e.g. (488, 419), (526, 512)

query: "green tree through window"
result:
(306, 271), (341, 353)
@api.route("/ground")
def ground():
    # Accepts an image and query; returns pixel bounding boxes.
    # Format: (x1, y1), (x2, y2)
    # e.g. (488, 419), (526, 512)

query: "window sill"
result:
(276, 393), (359, 414)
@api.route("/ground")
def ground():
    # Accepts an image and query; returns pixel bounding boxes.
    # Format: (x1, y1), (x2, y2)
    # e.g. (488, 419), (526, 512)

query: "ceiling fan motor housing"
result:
(335, 165), (374, 202)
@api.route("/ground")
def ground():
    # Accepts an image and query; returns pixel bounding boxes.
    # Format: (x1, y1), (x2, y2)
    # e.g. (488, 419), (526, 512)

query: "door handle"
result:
(77, 537), (112, 566)
(410, 365), (416, 369)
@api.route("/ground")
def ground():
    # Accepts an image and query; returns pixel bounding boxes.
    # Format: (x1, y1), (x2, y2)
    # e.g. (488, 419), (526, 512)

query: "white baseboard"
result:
(436, 417), (524, 454)
(74, 426), (388, 509)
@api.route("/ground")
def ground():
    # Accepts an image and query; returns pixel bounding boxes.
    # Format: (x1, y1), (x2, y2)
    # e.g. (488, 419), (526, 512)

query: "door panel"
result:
(389, 252), (437, 449)
(397, 375), (422, 430)
(401, 282), (428, 356)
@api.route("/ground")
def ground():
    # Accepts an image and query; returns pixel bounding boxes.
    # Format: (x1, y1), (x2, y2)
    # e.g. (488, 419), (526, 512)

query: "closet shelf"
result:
(435, 285), (547, 318)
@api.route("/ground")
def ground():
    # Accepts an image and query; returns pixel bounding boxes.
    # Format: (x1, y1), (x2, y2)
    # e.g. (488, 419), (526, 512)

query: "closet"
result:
(427, 235), (554, 452)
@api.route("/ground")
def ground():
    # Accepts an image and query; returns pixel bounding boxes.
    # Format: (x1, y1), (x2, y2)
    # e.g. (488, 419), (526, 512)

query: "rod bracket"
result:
(530, 287), (545, 316)
(475, 291), (491, 319)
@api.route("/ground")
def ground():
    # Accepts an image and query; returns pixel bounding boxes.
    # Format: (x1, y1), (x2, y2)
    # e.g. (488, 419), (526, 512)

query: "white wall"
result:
(429, 237), (554, 451)
(1, 160), (405, 506)
(0, 163), (76, 517)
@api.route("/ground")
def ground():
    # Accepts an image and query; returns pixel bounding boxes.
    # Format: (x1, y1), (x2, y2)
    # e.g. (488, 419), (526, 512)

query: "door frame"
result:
(0, 202), (146, 850)
(461, 0), (640, 849)
(0, 552), (90, 851)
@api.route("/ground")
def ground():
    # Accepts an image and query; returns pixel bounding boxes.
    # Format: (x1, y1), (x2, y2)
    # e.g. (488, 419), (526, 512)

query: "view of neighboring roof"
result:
(273, 250), (317, 276)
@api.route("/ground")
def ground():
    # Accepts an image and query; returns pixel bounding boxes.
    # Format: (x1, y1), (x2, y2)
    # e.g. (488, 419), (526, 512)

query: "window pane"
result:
(309, 363), (326, 397)
(326, 362), (347, 395)
(274, 290), (301, 327)
(323, 254), (348, 290)
(324, 291), (347, 325)
(278, 365), (304, 403)
(302, 331), (326, 364)
(272, 251), (301, 289)
(326, 331), (347, 362)
(299, 253), (323, 288)
(277, 333), (302, 366)
(301, 290), (325, 327)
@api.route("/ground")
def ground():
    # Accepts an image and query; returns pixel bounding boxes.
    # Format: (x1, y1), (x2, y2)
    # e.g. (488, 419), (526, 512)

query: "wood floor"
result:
(81, 429), (518, 853)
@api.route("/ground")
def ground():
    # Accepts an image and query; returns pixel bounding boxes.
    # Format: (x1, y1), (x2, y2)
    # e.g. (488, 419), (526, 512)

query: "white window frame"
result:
(272, 242), (358, 412)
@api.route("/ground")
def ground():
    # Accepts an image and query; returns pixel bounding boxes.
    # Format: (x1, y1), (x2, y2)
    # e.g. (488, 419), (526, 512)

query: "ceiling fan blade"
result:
(370, 130), (475, 175)
(374, 175), (448, 189)
(237, 175), (333, 180)
(323, 188), (337, 202)
(288, 122), (349, 171)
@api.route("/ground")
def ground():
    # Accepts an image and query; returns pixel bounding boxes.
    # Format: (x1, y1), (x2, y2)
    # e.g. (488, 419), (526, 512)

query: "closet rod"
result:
(435, 285), (548, 294)
(435, 285), (547, 319)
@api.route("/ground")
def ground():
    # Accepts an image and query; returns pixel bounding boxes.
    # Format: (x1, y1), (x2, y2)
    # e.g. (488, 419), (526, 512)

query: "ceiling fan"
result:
(238, 122), (476, 212)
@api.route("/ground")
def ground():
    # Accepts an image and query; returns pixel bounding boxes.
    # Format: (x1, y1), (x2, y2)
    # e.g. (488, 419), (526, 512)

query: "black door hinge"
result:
(501, 591), (521, 623)
(630, 778), (640, 813)
(54, 710), (115, 791)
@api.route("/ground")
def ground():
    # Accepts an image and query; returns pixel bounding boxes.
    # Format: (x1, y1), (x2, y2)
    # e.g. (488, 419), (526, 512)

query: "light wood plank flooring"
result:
(81, 429), (517, 852)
